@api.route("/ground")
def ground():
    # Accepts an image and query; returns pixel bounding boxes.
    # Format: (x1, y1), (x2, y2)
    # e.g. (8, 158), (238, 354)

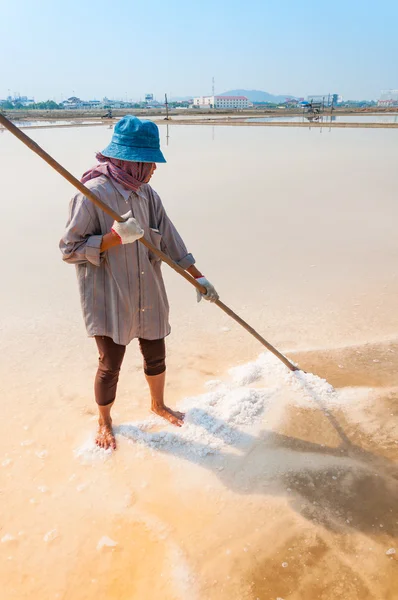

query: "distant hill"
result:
(170, 96), (193, 102)
(219, 89), (297, 103)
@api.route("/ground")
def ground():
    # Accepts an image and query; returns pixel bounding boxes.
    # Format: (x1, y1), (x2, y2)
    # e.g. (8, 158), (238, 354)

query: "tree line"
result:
(0, 100), (62, 110)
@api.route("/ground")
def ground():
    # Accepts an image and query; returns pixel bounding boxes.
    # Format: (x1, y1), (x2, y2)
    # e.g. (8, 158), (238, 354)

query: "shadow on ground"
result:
(117, 384), (398, 538)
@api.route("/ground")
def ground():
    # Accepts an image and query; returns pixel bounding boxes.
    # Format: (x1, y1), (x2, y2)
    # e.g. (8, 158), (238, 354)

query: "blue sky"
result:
(1, 0), (396, 101)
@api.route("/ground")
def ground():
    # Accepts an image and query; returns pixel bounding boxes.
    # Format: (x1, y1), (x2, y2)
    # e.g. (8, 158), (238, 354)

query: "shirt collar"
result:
(109, 178), (132, 202)
(110, 178), (148, 202)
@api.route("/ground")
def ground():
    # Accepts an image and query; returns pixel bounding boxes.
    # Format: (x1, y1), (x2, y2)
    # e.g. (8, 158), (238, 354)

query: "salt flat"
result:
(0, 123), (397, 599)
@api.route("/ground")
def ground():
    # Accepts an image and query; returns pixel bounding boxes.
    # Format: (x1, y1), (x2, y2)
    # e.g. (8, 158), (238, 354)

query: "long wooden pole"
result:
(0, 113), (298, 372)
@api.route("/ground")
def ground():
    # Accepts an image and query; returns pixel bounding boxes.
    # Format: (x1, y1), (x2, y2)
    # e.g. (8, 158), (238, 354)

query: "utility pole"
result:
(165, 93), (170, 120)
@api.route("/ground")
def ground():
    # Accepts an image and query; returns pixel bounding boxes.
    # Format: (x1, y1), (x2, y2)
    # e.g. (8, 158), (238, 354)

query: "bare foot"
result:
(151, 405), (185, 427)
(95, 421), (116, 450)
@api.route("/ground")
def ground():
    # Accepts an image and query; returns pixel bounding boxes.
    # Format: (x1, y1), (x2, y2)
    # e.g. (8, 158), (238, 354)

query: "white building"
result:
(193, 95), (251, 109)
(378, 90), (398, 107)
(62, 97), (83, 109)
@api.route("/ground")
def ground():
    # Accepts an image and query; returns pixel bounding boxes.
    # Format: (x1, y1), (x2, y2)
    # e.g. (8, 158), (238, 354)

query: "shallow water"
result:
(0, 119), (104, 128)
(0, 124), (397, 599)
(246, 113), (398, 123)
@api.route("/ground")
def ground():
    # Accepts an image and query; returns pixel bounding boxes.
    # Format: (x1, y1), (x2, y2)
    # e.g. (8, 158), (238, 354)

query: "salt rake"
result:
(0, 113), (298, 372)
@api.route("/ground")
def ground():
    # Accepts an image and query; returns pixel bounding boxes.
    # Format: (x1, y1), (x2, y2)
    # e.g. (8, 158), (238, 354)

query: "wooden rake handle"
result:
(0, 113), (298, 372)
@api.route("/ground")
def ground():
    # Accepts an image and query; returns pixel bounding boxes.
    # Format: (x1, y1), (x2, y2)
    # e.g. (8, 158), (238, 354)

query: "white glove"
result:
(196, 277), (219, 303)
(112, 211), (144, 244)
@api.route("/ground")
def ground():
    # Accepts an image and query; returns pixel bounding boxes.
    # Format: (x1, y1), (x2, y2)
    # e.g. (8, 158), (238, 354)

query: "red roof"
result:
(215, 96), (248, 100)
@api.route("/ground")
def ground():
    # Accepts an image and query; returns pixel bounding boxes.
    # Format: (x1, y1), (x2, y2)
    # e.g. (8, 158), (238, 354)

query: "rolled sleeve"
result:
(85, 235), (104, 267)
(177, 252), (196, 270)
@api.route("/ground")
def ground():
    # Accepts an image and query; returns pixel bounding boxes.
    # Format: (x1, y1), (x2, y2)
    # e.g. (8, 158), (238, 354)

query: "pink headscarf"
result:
(81, 153), (154, 192)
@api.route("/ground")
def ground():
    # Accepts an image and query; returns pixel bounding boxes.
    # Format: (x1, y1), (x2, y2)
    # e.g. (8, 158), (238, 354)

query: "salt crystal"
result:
(21, 440), (34, 447)
(38, 486), (49, 493)
(43, 529), (58, 543)
(221, 327), (230, 332)
(76, 483), (88, 492)
(36, 450), (48, 459)
(97, 536), (118, 550)
(282, 562), (288, 568)
(1, 458), (12, 467)
(386, 548), (396, 555)
(1, 534), (15, 543)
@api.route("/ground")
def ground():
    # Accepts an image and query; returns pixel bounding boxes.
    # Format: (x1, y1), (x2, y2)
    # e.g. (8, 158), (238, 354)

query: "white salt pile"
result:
(120, 385), (268, 457)
(76, 352), (342, 462)
(229, 352), (336, 409)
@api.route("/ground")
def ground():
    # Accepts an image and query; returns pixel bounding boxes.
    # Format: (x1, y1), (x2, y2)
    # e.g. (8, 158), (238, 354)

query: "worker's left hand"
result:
(195, 277), (219, 303)
(111, 211), (144, 244)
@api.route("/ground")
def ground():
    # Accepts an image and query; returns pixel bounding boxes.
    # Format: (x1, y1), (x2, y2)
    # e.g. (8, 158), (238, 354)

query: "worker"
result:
(60, 115), (218, 450)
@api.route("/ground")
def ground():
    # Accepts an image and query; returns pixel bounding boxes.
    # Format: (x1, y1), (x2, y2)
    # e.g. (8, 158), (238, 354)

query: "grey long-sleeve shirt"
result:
(60, 176), (195, 345)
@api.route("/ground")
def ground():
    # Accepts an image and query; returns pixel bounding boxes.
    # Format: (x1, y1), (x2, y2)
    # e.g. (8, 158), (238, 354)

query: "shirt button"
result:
(141, 308), (145, 312)
(141, 271), (145, 275)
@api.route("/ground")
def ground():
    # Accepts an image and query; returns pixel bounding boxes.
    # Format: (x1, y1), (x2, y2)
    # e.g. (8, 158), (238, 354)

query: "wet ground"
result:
(0, 124), (397, 599)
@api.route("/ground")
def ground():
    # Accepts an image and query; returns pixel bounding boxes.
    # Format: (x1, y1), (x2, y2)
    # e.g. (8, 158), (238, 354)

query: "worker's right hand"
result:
(111, 211), (144, 244)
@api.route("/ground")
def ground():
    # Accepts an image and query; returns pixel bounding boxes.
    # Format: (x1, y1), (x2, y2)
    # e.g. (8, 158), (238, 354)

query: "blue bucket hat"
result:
(101, 115), (166, 163)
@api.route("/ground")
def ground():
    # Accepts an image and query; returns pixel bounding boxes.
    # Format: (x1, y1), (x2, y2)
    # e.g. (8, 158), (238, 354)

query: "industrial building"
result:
(193, 95), (251, 109)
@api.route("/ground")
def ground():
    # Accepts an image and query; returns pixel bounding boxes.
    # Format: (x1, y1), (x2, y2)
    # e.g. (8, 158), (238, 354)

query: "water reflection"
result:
(0, 119), (105, 130)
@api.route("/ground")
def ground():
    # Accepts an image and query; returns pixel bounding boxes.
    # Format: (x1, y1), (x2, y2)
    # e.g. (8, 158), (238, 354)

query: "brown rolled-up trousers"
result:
(94, 336), (166, 406)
